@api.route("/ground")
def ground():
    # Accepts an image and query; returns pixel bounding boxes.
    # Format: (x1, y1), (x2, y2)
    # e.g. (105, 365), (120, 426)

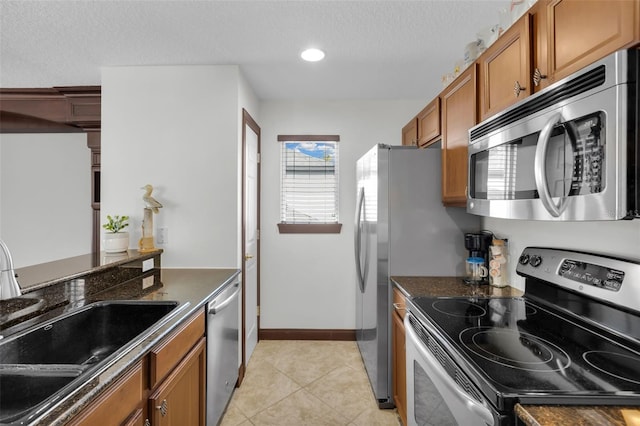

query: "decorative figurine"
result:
(139, 184), (163, 252)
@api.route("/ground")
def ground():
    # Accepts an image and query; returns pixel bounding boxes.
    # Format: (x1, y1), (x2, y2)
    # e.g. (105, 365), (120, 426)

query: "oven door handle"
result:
(534, 112), (567, 218)
(405, 316), (495, 426)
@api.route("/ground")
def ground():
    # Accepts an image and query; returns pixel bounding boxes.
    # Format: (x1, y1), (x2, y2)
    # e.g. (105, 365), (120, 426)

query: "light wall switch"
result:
(158, 227), (168, 244)
(142, 276), (154, 289)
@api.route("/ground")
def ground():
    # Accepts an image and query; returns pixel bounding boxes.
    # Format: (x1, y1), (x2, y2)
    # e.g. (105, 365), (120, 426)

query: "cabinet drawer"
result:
(149, 310), (205, 389)
(149, 338), (206, 426)
(69, 361), (143, 426)
(393, 287), (407, 320)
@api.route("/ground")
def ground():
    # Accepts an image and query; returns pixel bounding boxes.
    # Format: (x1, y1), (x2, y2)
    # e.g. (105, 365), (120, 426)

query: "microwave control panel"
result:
(570, 112), (605, 195)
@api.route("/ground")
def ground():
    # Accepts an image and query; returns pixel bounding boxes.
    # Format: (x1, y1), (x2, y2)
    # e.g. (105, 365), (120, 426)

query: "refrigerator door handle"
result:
(354, 187), (365, 292)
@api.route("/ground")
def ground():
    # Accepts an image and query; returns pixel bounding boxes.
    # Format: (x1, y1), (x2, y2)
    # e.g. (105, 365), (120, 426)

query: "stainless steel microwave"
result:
(467, 49), (639, 221)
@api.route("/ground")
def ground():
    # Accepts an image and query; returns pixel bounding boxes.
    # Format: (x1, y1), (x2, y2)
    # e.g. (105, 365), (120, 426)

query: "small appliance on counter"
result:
(463, 231), (493, 284)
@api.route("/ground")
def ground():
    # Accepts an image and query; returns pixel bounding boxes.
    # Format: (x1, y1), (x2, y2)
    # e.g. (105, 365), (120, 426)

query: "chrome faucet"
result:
(0, 239), (21, 300)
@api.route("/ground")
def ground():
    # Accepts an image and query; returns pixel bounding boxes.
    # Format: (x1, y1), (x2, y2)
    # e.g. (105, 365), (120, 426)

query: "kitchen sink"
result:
(0, 300), (180, 424)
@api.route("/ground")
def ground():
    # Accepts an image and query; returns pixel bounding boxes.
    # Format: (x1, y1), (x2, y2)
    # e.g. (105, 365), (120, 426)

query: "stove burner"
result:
(583, 351), (640, 384)
(432, 300), (486, 318)
(460, 327), (572, 371)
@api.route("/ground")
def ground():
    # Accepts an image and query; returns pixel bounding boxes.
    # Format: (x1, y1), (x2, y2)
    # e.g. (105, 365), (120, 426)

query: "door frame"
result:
(240, 108), (260, 384)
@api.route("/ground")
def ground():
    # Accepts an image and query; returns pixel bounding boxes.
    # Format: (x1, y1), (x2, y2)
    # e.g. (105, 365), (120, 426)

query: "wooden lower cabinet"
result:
(69, 310), (206, 426)
(69, 361), (144, 426)
(392, 288), (407, 426)
(148, 338), (206, 426)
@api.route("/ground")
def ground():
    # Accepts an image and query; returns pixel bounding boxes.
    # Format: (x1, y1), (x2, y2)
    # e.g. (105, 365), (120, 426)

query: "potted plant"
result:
(102, 215), (130, 253)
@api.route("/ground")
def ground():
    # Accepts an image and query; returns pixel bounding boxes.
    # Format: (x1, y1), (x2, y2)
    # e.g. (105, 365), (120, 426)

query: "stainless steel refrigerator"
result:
(354, 144), (479, 408)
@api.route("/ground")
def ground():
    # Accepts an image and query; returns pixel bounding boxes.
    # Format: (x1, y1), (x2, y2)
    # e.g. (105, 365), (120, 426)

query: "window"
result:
(277, 135), (342, 234)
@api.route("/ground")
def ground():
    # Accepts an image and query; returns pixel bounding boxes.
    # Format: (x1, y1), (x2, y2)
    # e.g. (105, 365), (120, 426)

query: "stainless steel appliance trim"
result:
(207, 282), (240, 315)
(405, 312), (495, 426)
(354, 187), (365, 293)
(467, 77), (627, 220)
(517, 247), (640, 317)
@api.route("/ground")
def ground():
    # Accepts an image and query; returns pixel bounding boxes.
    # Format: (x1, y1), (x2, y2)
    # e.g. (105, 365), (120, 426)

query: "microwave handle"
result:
(534, 112), (566, 217)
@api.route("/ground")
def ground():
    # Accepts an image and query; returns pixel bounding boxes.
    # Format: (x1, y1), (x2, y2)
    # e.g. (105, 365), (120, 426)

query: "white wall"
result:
(101, 65), (251, 268)
(0, 133), (92, 267)
(259, 99), (425, 330)
(483, 217), (640, 291)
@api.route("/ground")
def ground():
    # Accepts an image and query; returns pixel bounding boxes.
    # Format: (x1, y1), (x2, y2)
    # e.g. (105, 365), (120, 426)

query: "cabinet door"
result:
(392, 309), (407, 426)
(69, 361), (144, 426)
(441, 65), (477, 207)
(402, 117), (418, 146)
(478, 16), (531, 121)
(547, 0), (640, 85)
(149, 338), (206, 426)
(417, 97), (441, 147)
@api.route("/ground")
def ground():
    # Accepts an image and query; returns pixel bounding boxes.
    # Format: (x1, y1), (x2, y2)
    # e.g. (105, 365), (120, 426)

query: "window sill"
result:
(277, 223), (343, 234)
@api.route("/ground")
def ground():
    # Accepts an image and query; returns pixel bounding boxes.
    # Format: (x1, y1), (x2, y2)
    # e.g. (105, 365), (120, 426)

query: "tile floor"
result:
(220, 340), (402, 426)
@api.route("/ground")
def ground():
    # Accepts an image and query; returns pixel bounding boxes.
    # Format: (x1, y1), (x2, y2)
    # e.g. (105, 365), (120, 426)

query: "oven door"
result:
(405, 312), (496, 426)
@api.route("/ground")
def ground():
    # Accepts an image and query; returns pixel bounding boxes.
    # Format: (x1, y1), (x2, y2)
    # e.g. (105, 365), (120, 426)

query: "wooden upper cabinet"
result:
(417, 97), (441, 147)
(402, 117), (418, 146)
(441, 65), (477, 207)
(546, 0), (640, 86)
(478, 15), (531, 122)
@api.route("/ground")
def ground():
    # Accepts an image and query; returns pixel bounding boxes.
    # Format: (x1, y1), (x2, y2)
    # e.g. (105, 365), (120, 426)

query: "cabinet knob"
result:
(144, 420), (151, 426)
(156, 399), (168, 417)
(533, 68), (547, 86)
(514, 81), (526, 97)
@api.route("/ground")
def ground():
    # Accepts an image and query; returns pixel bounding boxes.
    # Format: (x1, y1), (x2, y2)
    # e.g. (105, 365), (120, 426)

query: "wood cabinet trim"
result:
(417, 97), (441, 147)
(149, 310), (205, 389)
(441, 64), (477, 207)
(68, 361), (144, 426)
(148, 337), (206, 426)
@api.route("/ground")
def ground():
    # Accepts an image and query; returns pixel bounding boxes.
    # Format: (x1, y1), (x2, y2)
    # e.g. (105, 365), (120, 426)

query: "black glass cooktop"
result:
(410, 295), (640, 408)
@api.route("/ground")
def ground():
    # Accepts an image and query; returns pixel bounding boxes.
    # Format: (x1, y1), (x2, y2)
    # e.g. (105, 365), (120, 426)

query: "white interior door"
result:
(242, 109), (260, 368)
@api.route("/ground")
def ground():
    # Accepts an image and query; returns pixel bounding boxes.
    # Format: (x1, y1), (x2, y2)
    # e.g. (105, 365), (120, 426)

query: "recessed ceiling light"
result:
(301, 48), (325, 62)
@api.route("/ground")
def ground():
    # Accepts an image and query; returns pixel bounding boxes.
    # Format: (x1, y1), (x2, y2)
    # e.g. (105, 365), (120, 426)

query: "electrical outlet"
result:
(157, 227), (168, 244)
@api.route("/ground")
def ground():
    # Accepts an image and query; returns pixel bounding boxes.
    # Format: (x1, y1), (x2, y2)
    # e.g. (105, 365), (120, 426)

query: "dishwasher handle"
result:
(208, 282), (240, 315)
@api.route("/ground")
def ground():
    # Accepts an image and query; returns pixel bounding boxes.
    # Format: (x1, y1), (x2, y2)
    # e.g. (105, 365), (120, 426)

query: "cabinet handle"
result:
(514, 80), (526, 97)
(144, 420), (151, 426)
(156, 399), (168, 417)
(393, 303), (406, 312)
(533, 68), (547, 86)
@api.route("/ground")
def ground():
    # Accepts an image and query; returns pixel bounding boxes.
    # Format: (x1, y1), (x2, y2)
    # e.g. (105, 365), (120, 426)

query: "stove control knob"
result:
(519, 254), (530, 265)
(529, 255), (543, 267)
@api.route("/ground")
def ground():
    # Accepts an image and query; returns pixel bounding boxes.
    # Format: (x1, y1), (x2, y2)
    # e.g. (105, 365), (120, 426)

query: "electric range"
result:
(405, 247), (640, 425)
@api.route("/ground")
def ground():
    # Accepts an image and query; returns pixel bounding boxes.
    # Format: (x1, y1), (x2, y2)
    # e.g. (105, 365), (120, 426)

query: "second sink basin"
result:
(0, 300), (180, 424)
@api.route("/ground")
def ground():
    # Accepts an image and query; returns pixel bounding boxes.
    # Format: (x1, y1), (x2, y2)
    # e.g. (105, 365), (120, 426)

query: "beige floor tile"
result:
(223, 340), (398, 426)
(306, 364), (375, 421)
(219, 400), (249, 426)
(250, 388), (350, 426)
(349, 405), (401, 426)
(231, 357), (301, 418)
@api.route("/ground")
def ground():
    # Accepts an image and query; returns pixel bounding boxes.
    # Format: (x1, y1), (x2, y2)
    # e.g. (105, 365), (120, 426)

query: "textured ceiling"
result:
(0, 0), (507, 100)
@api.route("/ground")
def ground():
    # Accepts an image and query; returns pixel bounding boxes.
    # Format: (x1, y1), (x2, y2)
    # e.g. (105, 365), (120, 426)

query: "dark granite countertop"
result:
(3, 267), (240, 426)
(391, 275), (523, 298)
(15, 250), (162, 292)
(515, 404), (640, 426)
(392, 276), (640, 426)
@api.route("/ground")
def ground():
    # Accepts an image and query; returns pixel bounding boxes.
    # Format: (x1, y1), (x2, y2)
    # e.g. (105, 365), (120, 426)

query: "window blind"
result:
(278, 136), (339, 224)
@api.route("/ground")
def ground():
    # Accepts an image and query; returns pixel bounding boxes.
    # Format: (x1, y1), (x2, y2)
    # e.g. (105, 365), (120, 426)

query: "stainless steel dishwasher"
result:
(206, 279), (240, 426)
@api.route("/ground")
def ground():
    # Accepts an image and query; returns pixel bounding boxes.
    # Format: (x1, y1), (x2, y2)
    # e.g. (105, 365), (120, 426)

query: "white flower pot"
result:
(103, 232), (130, 253)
